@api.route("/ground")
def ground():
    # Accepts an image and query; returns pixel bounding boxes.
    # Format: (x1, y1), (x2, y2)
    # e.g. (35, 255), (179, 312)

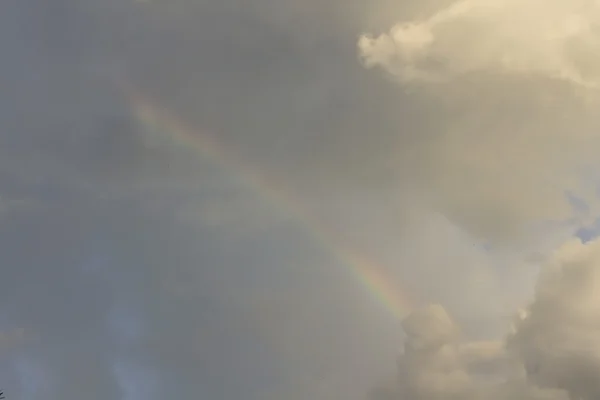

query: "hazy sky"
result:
(4, 1), (600, 399)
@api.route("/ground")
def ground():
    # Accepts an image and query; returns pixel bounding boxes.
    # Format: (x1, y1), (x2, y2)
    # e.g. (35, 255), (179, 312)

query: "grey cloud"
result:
(2, 0), (419, 399)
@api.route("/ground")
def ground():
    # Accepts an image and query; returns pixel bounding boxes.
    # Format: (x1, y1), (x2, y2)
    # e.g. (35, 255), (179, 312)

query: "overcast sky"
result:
(4, 1), (600, 399)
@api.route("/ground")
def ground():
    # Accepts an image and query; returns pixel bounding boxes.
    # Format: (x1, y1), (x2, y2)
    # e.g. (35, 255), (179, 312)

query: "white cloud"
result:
(359, 0), (600, 86)
(357, 0), (600, 242)
(378, 236), (600, 400)
(507, 237), (600, 399)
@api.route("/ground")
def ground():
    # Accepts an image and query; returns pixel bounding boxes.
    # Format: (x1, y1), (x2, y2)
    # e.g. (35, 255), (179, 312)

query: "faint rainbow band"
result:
(120, 80), (414, 321)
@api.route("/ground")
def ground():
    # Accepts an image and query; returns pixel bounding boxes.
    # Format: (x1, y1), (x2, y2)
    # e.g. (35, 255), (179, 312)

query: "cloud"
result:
(173, 190), (286, 234)
(0, 328), (30, 352)
(358, 0), (600, 86)
(356, 0), (600, 242)
(0, 197), (39, 218)
(376, 236), (600, 400)
(10, 0), (600, 399)
(507, 237), (600, 399)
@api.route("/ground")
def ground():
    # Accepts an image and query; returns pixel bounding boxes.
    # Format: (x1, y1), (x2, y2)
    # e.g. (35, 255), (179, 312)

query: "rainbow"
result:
(119, 80), (414, 321)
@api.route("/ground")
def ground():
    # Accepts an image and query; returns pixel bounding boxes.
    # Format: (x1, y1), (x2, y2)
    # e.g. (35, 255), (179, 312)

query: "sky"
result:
(4, 0), (600, 399)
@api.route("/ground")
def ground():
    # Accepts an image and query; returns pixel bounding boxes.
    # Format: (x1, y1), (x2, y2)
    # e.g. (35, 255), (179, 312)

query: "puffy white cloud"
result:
(357, 0), (600, 241)
(359, 0), (600, 86)
(378, 237), (600, 399)
(507, 237), (600, 399)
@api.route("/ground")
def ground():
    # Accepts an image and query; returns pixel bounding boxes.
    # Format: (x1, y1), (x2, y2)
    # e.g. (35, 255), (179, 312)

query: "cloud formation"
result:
(357, 0), (600, 241)
(377, 236), (600, 400)
(9, 0), (600, 399)
(359, 0), (600, 86)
